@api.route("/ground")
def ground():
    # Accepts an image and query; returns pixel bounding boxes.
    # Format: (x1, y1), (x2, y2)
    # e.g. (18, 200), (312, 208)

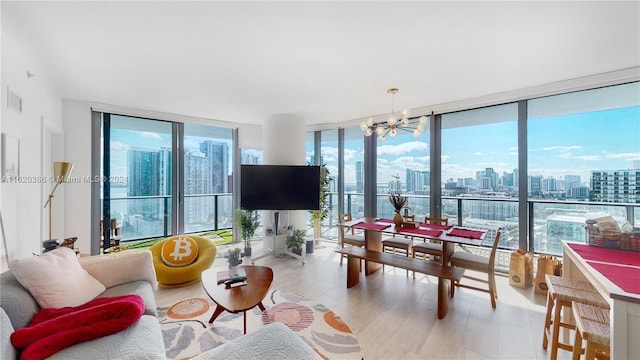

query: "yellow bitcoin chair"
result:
(150, 235), (217, 288)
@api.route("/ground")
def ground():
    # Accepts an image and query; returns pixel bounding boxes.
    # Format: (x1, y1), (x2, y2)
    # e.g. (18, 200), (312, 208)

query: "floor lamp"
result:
(43, 161), (74, 241)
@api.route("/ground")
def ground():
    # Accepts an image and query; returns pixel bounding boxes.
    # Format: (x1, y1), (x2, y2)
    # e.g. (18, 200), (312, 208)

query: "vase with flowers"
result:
(388, 192), (409, 228)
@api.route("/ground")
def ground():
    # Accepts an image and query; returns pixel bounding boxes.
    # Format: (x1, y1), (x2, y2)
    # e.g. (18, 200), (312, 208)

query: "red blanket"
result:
(11, 295), (144, 360)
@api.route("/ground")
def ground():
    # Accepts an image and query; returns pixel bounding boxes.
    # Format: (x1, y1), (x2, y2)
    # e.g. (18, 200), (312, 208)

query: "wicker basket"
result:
(585, 220), (640, 251)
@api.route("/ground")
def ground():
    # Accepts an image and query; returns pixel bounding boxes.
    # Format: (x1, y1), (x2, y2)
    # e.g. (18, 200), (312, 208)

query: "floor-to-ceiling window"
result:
(528, 82), (640, 255)
(374, 116), (431, 220)
(101, 115), (174, 243)
(440, 103), (519, 249)
(344, 126), (365, 219)
(97, 114), (235, 248)
(183, 124), (234, 233)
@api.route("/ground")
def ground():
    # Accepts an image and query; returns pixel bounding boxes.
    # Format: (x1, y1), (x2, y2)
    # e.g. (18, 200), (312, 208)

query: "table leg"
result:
(346, 255), (361, 288)
(208, 304), (226, 323)
(258, 301), (266, 312)
(243, 311), (247, 334)
(437, 278), (448, 319)
(364, 229), (382, 275)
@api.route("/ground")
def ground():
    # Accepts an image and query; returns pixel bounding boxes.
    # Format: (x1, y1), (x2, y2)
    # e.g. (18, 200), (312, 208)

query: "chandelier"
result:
(360, 88), (430, 141)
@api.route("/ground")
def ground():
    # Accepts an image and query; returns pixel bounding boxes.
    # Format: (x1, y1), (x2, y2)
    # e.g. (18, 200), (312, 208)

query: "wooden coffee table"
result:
(201, 265), (273, 334)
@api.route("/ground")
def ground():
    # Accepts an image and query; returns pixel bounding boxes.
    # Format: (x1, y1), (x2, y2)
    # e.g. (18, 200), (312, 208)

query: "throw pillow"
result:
(161, 236), (199, 267)
(9, 247), (106, 308)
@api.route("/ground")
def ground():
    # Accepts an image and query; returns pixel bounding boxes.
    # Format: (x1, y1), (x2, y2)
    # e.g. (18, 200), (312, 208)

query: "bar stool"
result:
(571, 302), (610, 360)
(542, 275), (610, 360)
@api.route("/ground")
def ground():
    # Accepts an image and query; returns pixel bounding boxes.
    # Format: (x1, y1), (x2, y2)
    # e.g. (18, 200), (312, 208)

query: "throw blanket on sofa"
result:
(11, 294), (144, 360)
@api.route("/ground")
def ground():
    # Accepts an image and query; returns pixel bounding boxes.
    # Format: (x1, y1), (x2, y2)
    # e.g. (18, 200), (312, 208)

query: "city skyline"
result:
(109, 105), (639, 196)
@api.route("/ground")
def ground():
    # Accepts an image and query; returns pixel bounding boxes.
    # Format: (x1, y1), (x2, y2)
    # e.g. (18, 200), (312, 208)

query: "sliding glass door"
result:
(97, 114), (235, 250)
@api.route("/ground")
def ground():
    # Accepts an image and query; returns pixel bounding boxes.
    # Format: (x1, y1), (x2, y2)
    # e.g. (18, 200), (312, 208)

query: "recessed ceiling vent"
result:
(7, 87), (23, 113)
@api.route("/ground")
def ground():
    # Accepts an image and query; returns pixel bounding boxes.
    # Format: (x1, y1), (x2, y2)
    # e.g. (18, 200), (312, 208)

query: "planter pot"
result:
(244, 247), (252, 257)
(306, 239), (315, 254)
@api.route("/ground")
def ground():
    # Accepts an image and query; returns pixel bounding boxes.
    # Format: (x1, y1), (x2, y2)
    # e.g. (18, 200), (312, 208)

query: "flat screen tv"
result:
(241, 165), (320, 210)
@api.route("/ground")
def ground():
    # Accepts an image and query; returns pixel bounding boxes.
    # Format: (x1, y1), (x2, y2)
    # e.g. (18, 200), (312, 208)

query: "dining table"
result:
(338, 217), (487, 318)
(562, 241), (640, 359)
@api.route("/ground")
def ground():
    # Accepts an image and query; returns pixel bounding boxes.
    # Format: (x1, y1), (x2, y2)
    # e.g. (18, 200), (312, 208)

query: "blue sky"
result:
(108, 105), (639, 188)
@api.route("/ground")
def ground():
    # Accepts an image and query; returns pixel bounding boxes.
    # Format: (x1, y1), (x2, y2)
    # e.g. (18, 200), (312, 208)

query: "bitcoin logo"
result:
(169, 238), (192, 261)
(161, 236), (199, 267)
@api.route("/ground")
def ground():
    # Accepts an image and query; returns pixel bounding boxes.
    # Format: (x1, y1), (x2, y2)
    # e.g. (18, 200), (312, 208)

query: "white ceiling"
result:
(2, 1), (639, 127)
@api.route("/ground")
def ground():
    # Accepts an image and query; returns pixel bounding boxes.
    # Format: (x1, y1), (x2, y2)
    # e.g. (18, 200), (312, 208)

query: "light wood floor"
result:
(156, 242), (572, 360)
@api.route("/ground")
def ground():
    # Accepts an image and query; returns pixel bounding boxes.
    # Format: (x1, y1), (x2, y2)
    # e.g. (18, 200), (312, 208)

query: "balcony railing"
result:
(105, 192), (639, 262)
(103, 193), (233, 241)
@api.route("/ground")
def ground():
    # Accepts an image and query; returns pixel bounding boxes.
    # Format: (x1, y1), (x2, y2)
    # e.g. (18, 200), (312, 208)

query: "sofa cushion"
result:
(98, 280), (158, 317)
(1, 308), (18, 360)
(161, 235), (199, 267)
(46, 315), (165, 360)
(9, 247), (106, 308)
(0, 271), (40, 329)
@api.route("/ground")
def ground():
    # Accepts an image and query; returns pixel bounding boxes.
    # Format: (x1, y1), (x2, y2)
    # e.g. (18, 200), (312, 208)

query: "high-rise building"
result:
(590, 169), (639, 203)
(184, 150), (211, 223)
(199, 140), (229, 193)
(127, 147), (162, 218)
(529, 175), (543, 196)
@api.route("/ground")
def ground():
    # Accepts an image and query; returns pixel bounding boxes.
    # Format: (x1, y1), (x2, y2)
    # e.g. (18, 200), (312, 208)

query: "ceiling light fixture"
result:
(360, 88), (431, 141)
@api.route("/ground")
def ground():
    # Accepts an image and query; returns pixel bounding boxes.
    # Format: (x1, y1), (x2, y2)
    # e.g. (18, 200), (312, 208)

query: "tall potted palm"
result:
(234, 208), (260, 257)
(309, 164), (332, 246)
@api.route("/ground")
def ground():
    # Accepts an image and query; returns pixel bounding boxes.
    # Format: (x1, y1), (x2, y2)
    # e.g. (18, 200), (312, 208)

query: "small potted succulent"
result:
(226, 248), (242, 269)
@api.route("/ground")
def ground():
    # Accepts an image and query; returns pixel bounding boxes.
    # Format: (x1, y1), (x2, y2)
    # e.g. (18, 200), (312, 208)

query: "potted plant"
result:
(234, 208), (260, 257)
(309, 164), (333, 244)
(285, 228), (306, 256)
(388, 192), (409, 228)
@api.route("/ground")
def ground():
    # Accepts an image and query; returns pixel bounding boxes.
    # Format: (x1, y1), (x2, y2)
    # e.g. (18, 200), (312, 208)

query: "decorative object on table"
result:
(43, 161), (74, 242)
(309, 163), (333, 247)
(534, 254), (563, 295)
(359, 88), (431, 140)
(286, 228), (306, 256)
(234, 208), (260, 257)
(388, 192), (409, 228)
(508, 249), (534, 288)
(226, 248), (242, 269)
(158, 290), (364, 360)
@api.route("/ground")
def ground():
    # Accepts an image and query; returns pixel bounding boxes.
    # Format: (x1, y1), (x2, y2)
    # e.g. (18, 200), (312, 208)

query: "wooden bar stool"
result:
(542, 275), (609, 360)
(571, 302), (610, 360)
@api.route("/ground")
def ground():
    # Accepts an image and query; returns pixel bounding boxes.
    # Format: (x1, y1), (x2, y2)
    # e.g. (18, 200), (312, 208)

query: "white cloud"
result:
(378, 141), (428, 156)
(140, 131), (163, 140)
(475, 152), (484, 156)
(575, 155), (601, 161)
(110, 140), (129, 152)
(542, 145), (581, 151)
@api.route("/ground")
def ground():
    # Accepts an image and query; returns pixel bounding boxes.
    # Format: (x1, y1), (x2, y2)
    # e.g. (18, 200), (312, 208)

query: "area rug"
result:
(159, 289), (364, 360)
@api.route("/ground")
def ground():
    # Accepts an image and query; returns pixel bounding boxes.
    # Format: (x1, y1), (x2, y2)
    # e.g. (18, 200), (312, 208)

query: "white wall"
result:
(1, 33), (64, 263)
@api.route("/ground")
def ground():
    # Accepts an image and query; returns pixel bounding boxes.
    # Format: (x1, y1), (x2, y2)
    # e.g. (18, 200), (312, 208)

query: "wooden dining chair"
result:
(338, 213), (365, 266)
(450, 228), (502, 308)
(381, 214), (415, 275)
(411, 217), (448, 278)
(412, 217), (448, 260)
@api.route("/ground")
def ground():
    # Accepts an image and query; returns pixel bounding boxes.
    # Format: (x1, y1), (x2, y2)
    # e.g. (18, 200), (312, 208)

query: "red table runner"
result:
(419, 223), (453, 230)
(375, 218), (394, 223)
(352, 222), (391, 231)
(587, 261), (640, 294)
(567, 243), (640, 267)
(399, 228), (442, 237)
(448, 228), (484, 239)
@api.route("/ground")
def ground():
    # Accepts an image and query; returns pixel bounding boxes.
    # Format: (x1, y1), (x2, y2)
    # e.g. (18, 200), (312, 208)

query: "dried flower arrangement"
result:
(388, 192), (409, 212)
